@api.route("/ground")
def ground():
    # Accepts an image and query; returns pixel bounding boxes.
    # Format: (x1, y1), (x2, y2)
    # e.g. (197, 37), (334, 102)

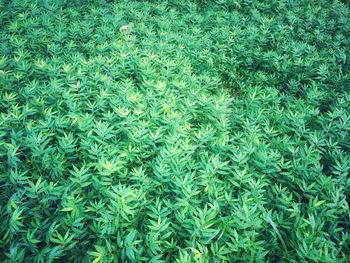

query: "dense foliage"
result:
(0, 0), (349, 261)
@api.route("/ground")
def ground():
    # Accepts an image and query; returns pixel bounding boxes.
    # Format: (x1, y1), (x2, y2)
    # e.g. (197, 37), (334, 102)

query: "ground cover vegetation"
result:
(0, 0), (350, 262)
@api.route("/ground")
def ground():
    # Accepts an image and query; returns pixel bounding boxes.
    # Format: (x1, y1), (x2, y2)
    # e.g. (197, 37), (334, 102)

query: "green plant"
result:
(0, 0), (349, 262)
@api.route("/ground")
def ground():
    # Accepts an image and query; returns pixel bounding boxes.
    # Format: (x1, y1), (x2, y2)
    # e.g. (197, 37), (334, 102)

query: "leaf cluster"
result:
(0, 0), (349, 262)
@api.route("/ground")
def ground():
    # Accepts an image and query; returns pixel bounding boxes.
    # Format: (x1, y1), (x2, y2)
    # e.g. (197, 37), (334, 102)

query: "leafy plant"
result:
(0, 0), (349, 262)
